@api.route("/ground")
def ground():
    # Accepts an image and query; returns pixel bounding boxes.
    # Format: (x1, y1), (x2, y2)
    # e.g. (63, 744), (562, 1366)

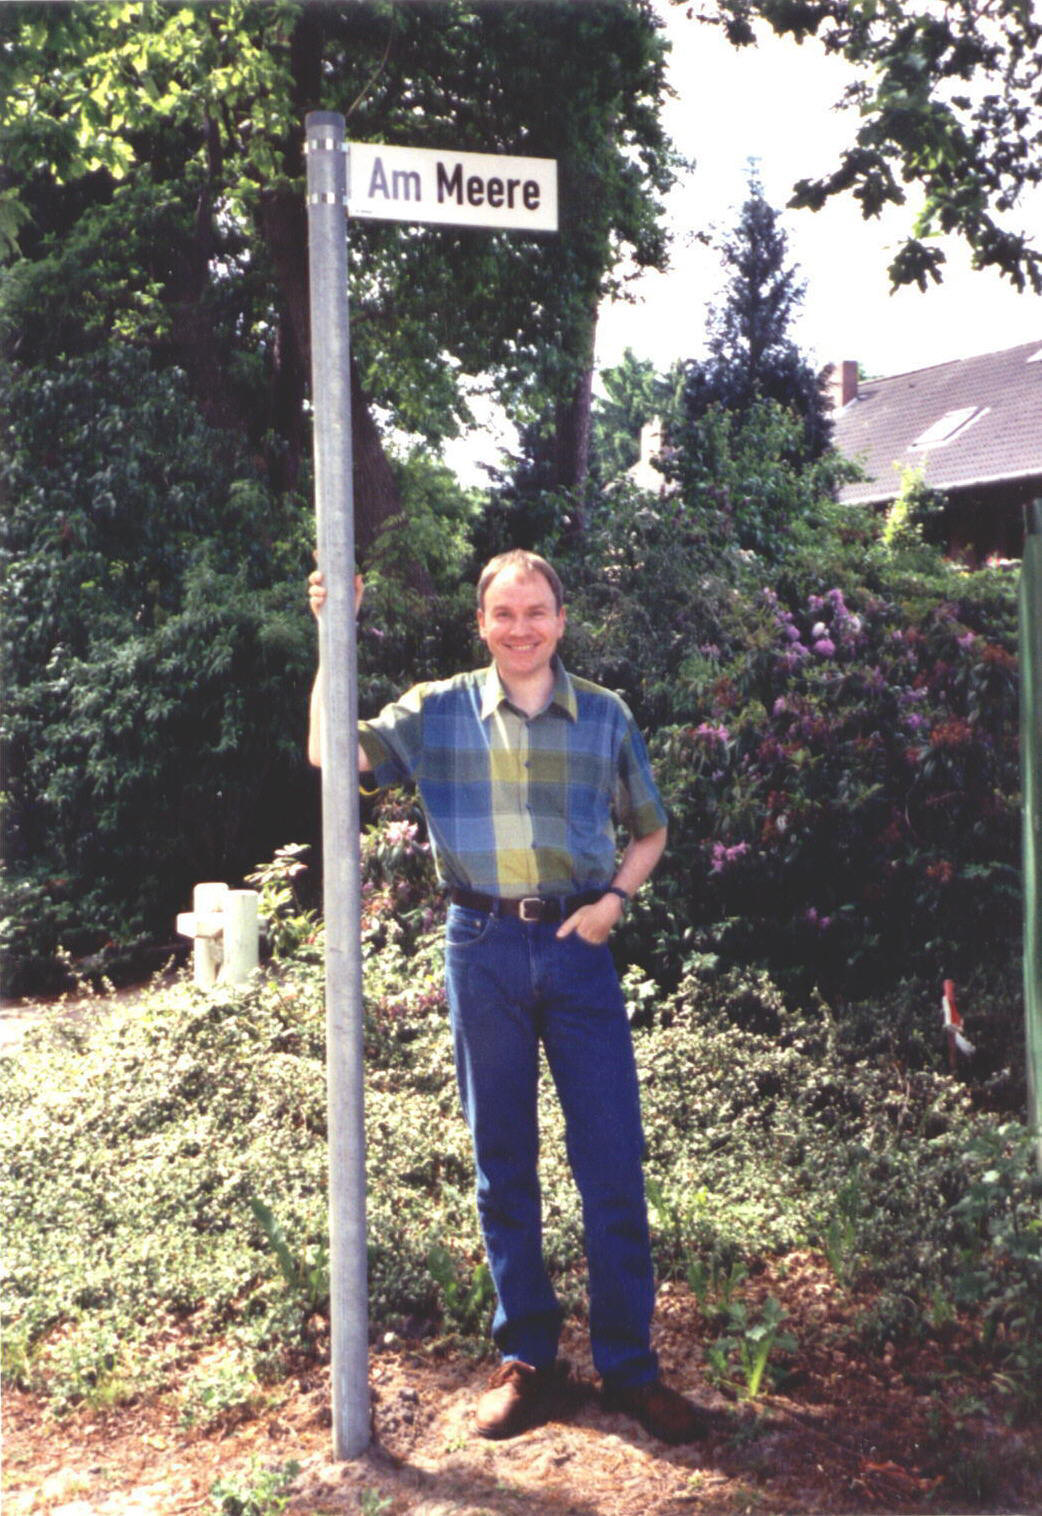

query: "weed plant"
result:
(179, 1352), (265, 1430)
(209, 1458), (300, 1516)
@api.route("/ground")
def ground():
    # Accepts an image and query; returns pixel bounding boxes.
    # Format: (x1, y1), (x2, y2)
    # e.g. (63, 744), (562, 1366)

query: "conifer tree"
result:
(679, 171), (831, 460)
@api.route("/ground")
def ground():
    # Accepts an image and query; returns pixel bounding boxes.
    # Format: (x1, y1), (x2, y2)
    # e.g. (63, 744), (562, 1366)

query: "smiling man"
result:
(308, 549), (701, 1445)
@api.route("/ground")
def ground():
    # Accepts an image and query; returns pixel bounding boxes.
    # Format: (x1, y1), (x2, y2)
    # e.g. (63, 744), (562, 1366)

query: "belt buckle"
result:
(519, 896), (543, 923)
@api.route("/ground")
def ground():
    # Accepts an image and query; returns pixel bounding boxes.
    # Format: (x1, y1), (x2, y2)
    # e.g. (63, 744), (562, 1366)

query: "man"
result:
(309, 549), (701, 1444)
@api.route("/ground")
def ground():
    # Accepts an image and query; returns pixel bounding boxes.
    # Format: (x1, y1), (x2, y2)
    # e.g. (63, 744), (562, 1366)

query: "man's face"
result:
(477, 568), (566, 684)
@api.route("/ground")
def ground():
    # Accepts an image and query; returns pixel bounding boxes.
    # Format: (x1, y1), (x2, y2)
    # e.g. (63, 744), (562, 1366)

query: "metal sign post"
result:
(1021, 500), (1042, 1174)
(305, 110), (369, 1459)
(304, 111), (557, 1460)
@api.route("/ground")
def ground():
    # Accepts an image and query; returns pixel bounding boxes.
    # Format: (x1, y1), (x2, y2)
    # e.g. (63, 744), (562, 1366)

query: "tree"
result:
(670, 397), (850, 558)
(694, 0), (1042, 293)
(0, 1), (679, 987)
(677, 173), (832, 461)
(590, 347), (674, 483)
(0, 345), (318, 991)
(0, 1), (678, 526)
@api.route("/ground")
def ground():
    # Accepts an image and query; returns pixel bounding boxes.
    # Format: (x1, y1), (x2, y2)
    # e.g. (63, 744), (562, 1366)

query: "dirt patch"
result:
(4, 1261), (1039, 1516)
(1, 976), (179, 1058)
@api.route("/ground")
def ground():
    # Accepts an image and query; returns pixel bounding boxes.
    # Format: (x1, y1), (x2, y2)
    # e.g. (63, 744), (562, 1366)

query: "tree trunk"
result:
(554, 358), (594, 487)
(349, 353), (409, 557)
(551, 309), (596, 535)
(163, 116), (256, 441)
(259, 184), (405, 560)
(254, 7), (406, 556)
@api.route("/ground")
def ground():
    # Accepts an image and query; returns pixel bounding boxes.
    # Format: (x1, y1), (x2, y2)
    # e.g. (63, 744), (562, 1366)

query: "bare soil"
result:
(5, 1257), (1041, 1516)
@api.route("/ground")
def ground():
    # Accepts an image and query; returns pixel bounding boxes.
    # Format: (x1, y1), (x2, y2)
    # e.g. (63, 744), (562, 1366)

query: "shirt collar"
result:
(480, 657), (578, 722)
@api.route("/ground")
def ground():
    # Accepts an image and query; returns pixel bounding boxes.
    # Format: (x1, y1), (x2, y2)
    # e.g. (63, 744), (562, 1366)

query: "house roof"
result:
(833, 339), (1042, 506)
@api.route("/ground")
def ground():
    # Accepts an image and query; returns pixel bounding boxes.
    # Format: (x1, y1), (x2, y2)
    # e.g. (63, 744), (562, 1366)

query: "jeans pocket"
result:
(566, 930), (610, 953)
(445, 905), (494, 949)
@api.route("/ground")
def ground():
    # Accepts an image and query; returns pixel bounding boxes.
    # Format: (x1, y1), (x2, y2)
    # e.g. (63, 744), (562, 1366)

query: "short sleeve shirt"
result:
(359, 659), (667, 897)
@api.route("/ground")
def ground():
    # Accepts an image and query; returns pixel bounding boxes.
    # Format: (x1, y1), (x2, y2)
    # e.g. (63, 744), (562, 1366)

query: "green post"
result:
(1021, 500), (1042, 1172)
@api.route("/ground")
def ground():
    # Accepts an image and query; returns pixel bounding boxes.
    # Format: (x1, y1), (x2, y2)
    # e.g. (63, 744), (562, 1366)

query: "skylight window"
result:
(911, 406), (985, 449)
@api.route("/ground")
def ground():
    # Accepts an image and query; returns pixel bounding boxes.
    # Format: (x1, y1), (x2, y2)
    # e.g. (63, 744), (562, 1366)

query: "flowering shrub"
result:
(650, 563), (1020, 996)
(360, 794), (441, 956)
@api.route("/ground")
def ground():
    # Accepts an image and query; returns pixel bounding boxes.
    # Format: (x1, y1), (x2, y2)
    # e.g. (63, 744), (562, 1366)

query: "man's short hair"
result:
(476, 550), (565, 613)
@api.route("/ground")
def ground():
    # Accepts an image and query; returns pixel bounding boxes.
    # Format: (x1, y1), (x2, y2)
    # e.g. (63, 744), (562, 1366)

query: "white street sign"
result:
(347, 142), (557, 231)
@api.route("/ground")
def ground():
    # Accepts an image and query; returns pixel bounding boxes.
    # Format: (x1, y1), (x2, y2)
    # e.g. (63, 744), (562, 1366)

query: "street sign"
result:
(347, 141), (557, 231)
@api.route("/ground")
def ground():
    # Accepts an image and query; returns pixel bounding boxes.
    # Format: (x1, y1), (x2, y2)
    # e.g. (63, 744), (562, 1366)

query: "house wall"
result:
(940, 477), (1042, 564)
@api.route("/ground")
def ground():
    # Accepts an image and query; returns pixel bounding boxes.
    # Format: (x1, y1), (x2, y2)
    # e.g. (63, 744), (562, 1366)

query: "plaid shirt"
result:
(359, 659), (667, 897)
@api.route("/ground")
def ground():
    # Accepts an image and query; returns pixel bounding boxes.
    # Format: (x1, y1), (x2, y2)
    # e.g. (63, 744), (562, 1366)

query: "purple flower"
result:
(695, 721), (730, 744)
(384, 819), (421, 855)
(812, 638), (836, 658)
(772, 696), (789, 716)
(710, 841), (750, 874)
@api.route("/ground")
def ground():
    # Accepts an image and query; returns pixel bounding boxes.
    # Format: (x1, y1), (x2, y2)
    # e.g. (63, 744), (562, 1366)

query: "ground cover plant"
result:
(3, 846), (1040, 1505)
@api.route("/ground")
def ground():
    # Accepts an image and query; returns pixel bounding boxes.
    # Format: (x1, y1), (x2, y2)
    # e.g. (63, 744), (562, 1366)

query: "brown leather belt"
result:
(449, 887), (603, 923)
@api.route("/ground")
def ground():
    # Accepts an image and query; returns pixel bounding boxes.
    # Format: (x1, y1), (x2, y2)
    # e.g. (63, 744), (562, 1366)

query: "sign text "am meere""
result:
(347, 142), (557, 231)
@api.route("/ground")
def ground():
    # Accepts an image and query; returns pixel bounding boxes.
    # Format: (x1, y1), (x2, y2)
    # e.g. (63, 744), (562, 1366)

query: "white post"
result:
(176, 884), (260, 988)
(224, 890), (260, 983)
(191, 882), (228, 988)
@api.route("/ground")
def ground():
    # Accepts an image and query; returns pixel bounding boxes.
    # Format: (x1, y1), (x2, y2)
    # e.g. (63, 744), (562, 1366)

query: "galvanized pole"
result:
(304, 110), (370, 1456)
(1021, 500), (1042, 1174)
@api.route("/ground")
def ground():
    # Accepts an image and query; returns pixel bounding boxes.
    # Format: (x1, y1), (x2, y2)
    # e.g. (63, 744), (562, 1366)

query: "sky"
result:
(595, 4), (1042, 380)
(446, 4), (1041, 481)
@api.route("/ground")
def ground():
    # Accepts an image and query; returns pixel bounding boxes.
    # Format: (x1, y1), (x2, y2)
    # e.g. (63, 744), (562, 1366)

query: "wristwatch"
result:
(605, 886), (630, 907)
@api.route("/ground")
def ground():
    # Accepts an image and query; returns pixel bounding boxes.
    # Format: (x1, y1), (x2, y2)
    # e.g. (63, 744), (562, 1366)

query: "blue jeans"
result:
(444, 903), (658, 1389)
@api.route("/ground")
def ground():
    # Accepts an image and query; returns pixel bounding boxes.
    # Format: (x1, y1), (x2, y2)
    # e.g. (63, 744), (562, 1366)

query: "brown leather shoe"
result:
(603, 1378), (706, 1444)
(475, 1359), (555, 1439)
